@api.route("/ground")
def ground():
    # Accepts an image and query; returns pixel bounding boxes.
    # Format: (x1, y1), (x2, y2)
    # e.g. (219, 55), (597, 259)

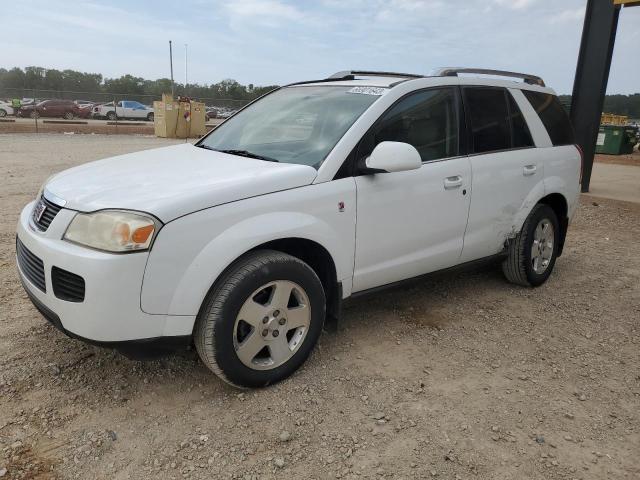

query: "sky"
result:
(2, 0), (639, 94)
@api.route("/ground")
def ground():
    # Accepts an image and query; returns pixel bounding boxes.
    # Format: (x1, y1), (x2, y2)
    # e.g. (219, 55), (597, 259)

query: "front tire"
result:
(106, 111), (117, 121)
(195, 250), (326, 388)
(63, 111), (74, 120)
(502, 204), (560, 287)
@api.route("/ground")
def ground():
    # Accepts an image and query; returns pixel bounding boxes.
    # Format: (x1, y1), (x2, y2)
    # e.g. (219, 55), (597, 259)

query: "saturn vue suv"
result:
(16, 68), (581, 388)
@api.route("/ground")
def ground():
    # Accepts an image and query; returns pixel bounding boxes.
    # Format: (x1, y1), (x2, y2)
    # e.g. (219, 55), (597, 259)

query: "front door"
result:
(353, 87), (472, 292)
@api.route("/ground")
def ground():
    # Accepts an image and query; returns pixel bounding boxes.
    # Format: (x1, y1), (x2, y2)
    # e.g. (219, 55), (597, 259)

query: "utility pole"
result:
(169, 40), (175, 97)
(185, 43), (188, 97)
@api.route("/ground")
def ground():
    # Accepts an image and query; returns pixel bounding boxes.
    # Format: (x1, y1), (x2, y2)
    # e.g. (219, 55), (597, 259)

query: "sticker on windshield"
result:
(347, 86), (387, 96)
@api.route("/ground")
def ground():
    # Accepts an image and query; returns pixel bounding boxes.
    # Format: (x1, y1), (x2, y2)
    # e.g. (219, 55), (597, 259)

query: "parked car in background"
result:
(18, 99), (80, 119)
(205, 106), (218, 121)
(16, 69), (581, 388)
(92, 100), (154, 121)
(0, 101), (14, 117)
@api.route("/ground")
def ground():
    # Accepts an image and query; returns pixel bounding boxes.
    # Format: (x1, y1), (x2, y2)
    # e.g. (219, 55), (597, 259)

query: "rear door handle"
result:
(523, 164), (537, 176)
(444, 176), (463, 189)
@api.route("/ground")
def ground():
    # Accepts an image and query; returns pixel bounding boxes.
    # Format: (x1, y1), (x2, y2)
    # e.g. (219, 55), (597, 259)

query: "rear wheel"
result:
(146, 112), (154, 122)
(63, 111), (74, 120)
(0, 109), (6, 117)
(502, 204), (560, 287)
(106, 111), (117, 121)
(195, 250), (325, 388)
(30, 111), (39, 119)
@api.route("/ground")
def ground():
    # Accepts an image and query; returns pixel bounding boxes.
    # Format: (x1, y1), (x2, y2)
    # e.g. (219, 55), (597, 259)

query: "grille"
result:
(32, 196), (63, 231)
(51, 267), (85, 303)
(16, 237), (46, 292)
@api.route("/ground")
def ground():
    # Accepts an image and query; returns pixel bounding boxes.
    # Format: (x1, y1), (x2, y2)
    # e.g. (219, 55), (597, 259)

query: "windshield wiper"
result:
(196, 144), (279, 162)
(217, 149), (279, 162)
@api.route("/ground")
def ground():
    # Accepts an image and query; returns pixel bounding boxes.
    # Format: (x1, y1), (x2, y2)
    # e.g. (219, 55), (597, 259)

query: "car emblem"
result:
(33, 201), (47, 223)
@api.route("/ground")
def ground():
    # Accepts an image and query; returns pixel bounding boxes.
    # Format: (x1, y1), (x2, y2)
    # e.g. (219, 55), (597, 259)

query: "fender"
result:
(141, 179), (357, 318)
(510, 177), (547, 238)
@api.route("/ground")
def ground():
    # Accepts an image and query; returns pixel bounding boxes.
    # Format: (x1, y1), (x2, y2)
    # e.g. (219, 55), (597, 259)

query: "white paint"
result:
(16, 72), (580, 344)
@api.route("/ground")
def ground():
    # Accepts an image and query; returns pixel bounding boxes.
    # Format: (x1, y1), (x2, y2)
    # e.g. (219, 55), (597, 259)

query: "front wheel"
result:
(502, 204), (560, 287)
(30, 111), (39, 119)
(0, 109), (6, 117)
(63, 111), (74, 120)
(106, 111), (117, 121)
(195, 250), (325, 388)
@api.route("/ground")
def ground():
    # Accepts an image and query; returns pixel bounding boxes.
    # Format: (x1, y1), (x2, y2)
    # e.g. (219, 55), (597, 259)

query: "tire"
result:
(195, 250), (326, 388)
(30, 111), (39, 119)
(146, 112), (154, 122)
(0, 109), (6, 117)
(63, 111), (74, 120)
(502, 204), (560, 287)
(106, 111), (117, 121)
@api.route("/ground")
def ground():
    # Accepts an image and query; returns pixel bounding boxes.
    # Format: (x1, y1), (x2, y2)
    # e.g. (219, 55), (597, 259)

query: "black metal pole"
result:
(570, 0), (620, 192)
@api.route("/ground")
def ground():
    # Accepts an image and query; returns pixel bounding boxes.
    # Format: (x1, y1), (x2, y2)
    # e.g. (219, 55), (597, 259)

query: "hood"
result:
(45, 143), (318, 222)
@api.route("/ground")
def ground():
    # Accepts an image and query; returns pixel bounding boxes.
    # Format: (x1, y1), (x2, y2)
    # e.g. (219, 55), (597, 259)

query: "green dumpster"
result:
(595, 125), (637, 155)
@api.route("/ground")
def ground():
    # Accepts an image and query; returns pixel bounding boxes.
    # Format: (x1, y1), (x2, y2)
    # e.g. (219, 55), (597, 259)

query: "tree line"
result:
(1, 66), (639, 117)
(0, 66), (279, 102)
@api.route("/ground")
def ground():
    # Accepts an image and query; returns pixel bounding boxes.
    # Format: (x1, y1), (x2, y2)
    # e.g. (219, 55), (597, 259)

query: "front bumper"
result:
(16, 200), (194, 354)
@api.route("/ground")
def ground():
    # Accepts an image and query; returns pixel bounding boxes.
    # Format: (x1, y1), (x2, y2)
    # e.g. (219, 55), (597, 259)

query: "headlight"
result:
(63, 210), (160, 253)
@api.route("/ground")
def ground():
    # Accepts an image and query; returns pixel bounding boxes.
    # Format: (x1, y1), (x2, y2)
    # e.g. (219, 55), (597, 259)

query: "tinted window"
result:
(508, 93), (534, 148)
(360, 88), (459, 162)
(464, 87), (511, 153)
(523, 91), (575, 146)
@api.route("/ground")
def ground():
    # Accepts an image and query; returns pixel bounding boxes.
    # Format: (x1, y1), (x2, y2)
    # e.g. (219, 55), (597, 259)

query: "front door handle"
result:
(444, 176), (463, 189)
(523, 164), (537, 176)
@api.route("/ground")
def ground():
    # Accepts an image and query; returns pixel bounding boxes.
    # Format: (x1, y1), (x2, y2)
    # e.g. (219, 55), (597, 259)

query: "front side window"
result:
(359, 87), (460, 162)
(200, 86), (382, 168)
(464, 87), (511, 154)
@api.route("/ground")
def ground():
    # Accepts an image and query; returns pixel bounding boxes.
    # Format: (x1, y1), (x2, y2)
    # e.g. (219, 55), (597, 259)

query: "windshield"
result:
(199, 86), (383, 169)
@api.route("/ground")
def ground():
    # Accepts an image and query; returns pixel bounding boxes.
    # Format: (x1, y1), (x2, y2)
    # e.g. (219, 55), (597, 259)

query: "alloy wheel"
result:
(233, 280), (310, 370)
(531, 219), (554, 274)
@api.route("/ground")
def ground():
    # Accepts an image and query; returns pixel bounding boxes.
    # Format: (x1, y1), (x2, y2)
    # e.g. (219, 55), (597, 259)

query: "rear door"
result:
(460, 86), (543, 262)
(353, 87), (472, 292)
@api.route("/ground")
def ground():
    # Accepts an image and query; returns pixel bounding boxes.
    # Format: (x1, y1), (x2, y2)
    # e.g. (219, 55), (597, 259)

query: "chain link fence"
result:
(0, 87), (250, 111)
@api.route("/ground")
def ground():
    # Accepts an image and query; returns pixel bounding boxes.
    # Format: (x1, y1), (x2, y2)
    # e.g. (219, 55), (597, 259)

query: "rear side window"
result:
(522, 91), (575, 146)
(507, 93), (534, 148)
(463, 87), (511, 153)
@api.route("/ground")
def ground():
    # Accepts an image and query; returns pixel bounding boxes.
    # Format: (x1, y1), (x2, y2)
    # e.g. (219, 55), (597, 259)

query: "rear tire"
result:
(502, 204), (560, 287)
(63, 111), (74, 120)
(195, 250), (325, 388)
(30, 111), (39, 119)
(0, 109), (6, 117)
(147, 112), (154, 122)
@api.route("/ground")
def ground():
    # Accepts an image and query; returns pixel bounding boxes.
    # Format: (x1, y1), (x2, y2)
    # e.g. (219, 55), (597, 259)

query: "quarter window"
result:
(360, 87), (460, 162)
(522, 90), (575, 146)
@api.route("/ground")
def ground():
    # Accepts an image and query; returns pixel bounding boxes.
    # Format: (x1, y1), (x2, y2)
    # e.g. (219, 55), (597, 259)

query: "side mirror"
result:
(361, 141), (422, 174)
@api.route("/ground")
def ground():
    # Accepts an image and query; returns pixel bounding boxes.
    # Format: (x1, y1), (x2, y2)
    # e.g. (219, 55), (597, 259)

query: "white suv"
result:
(16, 69), (581, 388)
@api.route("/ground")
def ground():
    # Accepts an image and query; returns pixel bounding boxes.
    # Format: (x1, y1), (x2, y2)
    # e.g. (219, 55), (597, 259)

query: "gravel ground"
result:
(1, 134), (639, 480)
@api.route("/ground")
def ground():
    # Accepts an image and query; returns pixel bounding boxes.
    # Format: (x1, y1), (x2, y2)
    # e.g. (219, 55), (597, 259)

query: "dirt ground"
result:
(1, 134), (639, 480)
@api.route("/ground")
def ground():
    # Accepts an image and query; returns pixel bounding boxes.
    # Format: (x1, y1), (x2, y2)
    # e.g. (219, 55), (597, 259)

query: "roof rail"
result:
(328, 70), (423, 79)
(433, 67), (545, 87)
